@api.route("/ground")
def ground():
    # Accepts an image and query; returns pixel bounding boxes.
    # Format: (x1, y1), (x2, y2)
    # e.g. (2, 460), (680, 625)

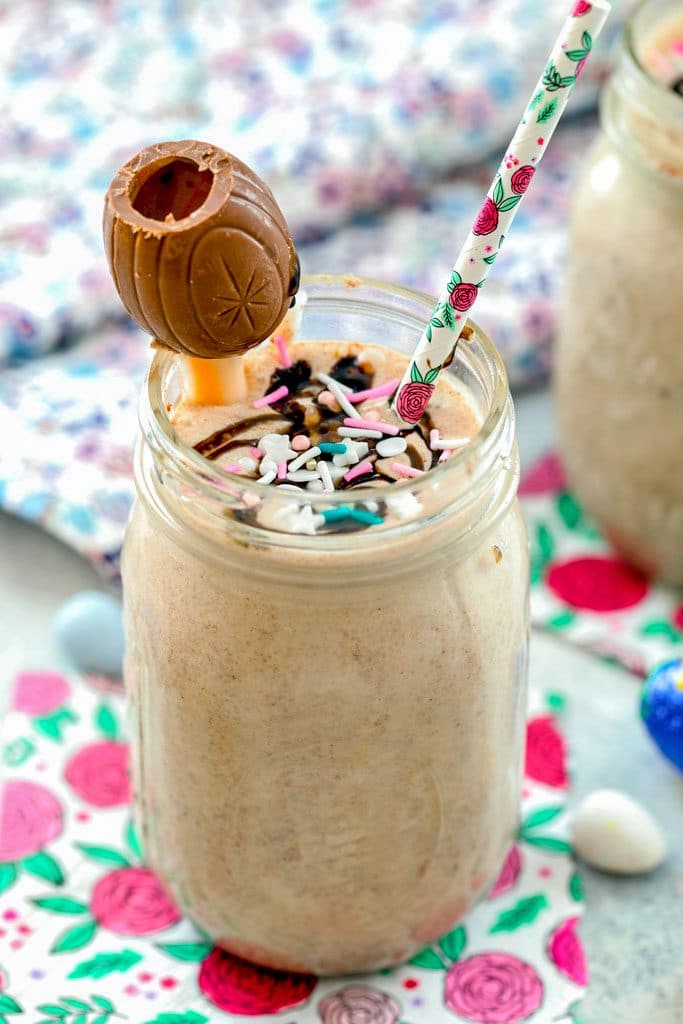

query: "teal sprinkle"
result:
(318, 443), (347, 454)
(322, 507), (352, 523)
(350, 509), (384, 526)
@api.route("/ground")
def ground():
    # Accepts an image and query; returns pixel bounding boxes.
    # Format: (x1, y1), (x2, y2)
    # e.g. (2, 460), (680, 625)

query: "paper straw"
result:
(392, 0), (611, 424)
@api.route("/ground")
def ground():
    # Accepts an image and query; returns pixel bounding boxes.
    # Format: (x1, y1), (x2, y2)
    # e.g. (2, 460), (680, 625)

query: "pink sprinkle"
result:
(429, 429), (440, 450)
(253, 385), (288, 408)
(343, 417), (399, 436)
(277, 460), (287, 480)
(349, 378), (400, 403)
(439, 449), (453, 463)
(393, 463), (424, 478)
(274, 334), (292, 368)
(343, 460), (373, 483)
(225, 463), (243, 474)
(291, 434), (310, 452)
(318, 390), (339, 411)
(249, 447), (263, 460)
(364, 408), (381, 422)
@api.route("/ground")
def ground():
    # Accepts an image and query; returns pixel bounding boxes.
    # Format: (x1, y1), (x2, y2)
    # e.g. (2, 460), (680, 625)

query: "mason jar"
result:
(123, 277), (529, 976)
(556, 0), (683, 584)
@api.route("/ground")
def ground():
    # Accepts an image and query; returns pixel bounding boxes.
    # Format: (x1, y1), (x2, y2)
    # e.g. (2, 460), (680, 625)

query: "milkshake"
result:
(104, 143), (528, 975)
(123, 278), (528, 975)
(556, 0), (683, 583)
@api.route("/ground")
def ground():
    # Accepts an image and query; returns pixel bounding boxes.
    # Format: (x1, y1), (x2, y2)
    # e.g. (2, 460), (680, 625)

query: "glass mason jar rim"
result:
(603, 0), (683, 181)
(138, 275), (515, 559)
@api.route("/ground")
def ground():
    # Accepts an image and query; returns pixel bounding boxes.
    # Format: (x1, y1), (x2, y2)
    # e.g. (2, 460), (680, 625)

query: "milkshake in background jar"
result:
(124, 276), (528, 975)
(556, 0), (683, 583)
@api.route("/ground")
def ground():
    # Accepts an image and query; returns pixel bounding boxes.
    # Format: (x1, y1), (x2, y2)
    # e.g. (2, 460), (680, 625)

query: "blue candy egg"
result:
(641, 658), (683, 773)
(54, 591), (124, 678)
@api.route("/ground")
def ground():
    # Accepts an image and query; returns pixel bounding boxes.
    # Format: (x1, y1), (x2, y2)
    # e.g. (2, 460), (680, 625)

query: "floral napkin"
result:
(0, 667), (585, 1024)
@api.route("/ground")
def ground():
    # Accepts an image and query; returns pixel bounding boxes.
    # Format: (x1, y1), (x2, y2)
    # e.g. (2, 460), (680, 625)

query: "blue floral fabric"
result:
(0, 0), (633, 568)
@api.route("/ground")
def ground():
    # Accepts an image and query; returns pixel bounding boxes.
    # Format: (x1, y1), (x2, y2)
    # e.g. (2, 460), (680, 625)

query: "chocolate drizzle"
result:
(192, 354), (447, 484)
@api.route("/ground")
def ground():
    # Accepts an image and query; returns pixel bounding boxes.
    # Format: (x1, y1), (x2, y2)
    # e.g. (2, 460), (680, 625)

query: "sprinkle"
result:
(319, 442), (347, 454)
(318, 460), (334, 492)
(322, 507), (353, 523)
(317, 372), (353, 394)
(438, 449), (453, 463)
(392, 463), (424, 478)
(431, 436), (470, 450)
(258, 434), (292, 459)
(291, 434), (311, 452)
(307, 479), (325, 492)
(238, 457), (258, 473)
(274, 334), (292, 368)
(287, 470), (320, 482)
(291, 505), (325, 534)
(277, 460), (287, 480)
(259, 470), (276, 485)
(289, 446), (321, 473)
(243, 490), (261, 508)
(364, 500), (380, 512)
(278, 484), (304, 493)
(344, 417), (399, 436)
(249, 447), (263, 460)
(328, 464), (346, 481)
(318, 375), (357, 418)
(386, 491), (421, 519)
(376, 437), (407, 458)
(253, 385), (289, 408)
(350, 509), (383, 526)
(260, 455), (278, 476)
(343, 460), (373, 483)
(338, 426), (383, 440)
(364, 408), (381, 422)
(430, 429), (440, 450)
(225, 463), (243, 473)
(317, 390), (339, 411)
(348, 378), (401, 403)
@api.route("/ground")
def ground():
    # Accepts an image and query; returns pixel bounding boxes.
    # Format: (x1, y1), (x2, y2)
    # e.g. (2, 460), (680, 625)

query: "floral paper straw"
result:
(392, 0), (611, 424)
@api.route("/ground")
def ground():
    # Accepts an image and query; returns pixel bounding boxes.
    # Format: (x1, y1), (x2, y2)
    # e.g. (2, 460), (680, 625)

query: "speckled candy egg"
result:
(641, 657), (683, 773)
(571, 789), (666, 876)
(54, 591), (124, 678)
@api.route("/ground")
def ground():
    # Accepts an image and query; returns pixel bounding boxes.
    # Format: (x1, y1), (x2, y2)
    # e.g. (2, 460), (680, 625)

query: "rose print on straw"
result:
(392, 0), (612, 423)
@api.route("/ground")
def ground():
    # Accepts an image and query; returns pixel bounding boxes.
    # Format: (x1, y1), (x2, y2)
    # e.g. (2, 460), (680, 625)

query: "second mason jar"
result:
(556, 0), (683, 584)
(123, 278), (529, 975)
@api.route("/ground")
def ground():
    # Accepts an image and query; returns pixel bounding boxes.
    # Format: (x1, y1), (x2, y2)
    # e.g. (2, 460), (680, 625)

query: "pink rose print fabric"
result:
(65, 741), (131, 807)
(444, 953), (544, 1023)
(91, 867), (180, 936)
(0, 781), (63, 862)
(521, 450), (682, 676)
(0, 660), (588, 1023)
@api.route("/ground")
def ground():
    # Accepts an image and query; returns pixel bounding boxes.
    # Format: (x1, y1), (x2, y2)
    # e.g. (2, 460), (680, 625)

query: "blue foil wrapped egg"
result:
(54, 591), (124, 678)
(641, 658), (683, 773)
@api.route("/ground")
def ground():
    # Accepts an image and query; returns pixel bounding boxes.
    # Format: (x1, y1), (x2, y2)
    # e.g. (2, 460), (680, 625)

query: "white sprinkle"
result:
(327, 381), (358, 418)
(338, 426), (383, 440)
(386, 492), (422, 520)
(288, 446), (321, 473)
(328, 464), (346, 481)
(376, 437), (407, 458)
(307, 479), (325, 493)
(431, 437), (470, 450)
(364, 500), (379, 512)
(317, 372), (353, 394)
(354, 441), (370, 460)
(260, 456), (278, 476)
(287, 470), (320, 482)
(318, 461), (334, 492)
(237, 456), (258, 473)
(278, 484), (304, 493)
(290, 505), (325, 535)
(259, 471), (276, 485)
(259, 434), (293, 460)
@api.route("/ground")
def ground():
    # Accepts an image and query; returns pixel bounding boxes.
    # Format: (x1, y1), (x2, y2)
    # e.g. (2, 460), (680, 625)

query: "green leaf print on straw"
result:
(392, 0), (612, 424)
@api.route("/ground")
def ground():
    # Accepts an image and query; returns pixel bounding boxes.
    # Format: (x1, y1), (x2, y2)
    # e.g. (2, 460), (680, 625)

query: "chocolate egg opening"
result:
(131, 158), (214, 223)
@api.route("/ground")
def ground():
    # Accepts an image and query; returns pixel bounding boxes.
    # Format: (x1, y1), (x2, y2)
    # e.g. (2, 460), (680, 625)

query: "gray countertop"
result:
(1, 387), (681, 1023)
